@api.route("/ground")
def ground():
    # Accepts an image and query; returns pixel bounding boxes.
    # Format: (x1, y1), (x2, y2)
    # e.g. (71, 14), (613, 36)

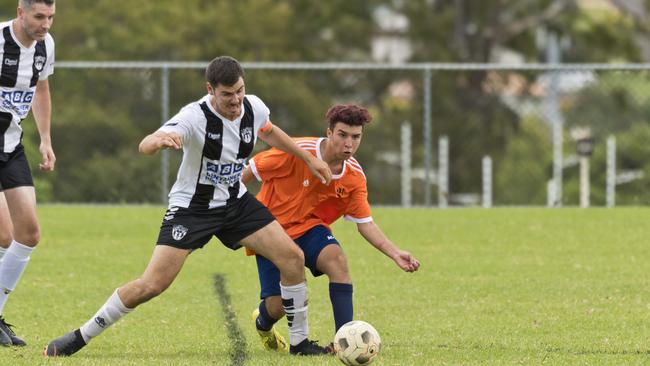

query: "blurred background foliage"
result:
(1, 0), (650, 205)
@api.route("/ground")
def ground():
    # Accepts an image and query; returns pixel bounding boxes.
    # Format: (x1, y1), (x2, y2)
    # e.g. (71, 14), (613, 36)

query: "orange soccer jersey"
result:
(249, 137), (372, 240)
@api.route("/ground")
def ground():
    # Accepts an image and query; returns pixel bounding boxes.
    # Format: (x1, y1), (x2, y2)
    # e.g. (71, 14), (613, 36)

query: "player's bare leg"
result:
(44, 245), (190, 357)
(0, 192), (12, 346)
(0, 187), (39, 347)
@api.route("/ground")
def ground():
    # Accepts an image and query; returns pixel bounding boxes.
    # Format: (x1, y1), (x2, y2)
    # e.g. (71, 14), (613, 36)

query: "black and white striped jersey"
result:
(160, 94), (271, 209)
(0, 20), (55, 153)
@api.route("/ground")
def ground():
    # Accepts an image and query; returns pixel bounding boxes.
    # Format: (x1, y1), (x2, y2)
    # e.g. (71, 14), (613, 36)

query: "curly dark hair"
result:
(325, 104), (372, 130)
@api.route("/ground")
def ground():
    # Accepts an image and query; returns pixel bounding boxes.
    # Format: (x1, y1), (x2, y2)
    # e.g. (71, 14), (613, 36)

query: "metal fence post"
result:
(160, 66), (170, 205)
(401, 121), (412, 207)
(547, 32), (564, 207)
(438, 135), (449, 208)
(423, 68), (432, 207)
(482, 156), (492, 208)
(606, 135), (616, 207)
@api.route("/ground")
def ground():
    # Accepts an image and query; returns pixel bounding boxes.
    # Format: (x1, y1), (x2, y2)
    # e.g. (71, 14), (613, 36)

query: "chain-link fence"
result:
(28, 62), (650, 207)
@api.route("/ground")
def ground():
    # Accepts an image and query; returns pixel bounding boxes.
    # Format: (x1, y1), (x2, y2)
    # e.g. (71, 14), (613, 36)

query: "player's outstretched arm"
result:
(33, 79), (55, 171)
(357, 221), (421, 273)
(139, 131), (182, 155)
(258, 121), (332, 185)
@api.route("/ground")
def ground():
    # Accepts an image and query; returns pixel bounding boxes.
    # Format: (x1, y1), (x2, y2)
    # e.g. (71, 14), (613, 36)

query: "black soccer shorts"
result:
(0, 145), (34, 192)
(156, 192), (276, 250)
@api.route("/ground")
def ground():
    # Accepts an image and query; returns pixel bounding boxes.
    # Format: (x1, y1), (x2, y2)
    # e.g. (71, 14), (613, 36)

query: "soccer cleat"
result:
(289, 338), (329, 356)
(252, 308), (288, 352)
(0, 327), (10, 347)
(44, 329), (87, 357)
(0, 316), (26, 346)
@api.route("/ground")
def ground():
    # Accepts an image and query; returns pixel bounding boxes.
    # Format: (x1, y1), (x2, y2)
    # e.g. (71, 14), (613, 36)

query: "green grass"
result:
(2, 206), (650, 365)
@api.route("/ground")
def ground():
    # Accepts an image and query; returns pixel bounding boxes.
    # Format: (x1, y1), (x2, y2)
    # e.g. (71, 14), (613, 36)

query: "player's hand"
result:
(158, 132), (182, 150)
(307, 156), (331, 185)
(39, 142), (56, 172)
(394, 250), (420, 273)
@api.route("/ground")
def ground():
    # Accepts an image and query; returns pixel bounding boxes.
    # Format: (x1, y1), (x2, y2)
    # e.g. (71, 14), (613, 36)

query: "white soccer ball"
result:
(333, 320), (381, 365)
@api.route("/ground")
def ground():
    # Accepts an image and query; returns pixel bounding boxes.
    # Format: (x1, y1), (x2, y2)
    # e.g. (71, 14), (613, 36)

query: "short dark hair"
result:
(205, 56), (245, 87)
(20, 0), (55, 7)
(325, 104), (372, 130)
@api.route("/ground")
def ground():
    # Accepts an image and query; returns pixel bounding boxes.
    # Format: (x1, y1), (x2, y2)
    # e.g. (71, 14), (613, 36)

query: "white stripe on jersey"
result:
(0, 21), (55, 153)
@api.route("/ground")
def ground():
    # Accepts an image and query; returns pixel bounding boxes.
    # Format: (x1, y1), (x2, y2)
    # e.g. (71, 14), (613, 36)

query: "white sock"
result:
(0, 240), (34, 314)
(281, 282), (309, 346)
(80, 289), (133, 343)
(0, 246), (7, 262)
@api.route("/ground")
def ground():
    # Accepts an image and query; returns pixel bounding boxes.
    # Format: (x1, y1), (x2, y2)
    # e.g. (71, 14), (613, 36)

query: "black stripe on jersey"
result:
(189, 102), (225, 209)
(1, 27), (20, 88)
(0, 111), (12, 151)
(30, 41), (46, 87)
(236, 98), (255, 159)
(199, 102), (223, 160)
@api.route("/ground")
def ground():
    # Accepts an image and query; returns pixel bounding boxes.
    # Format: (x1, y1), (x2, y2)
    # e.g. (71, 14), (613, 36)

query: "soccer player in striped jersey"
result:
(0, 0), (55, 347)
(242, 104), (421, 353)
(45, 56), (332, 357)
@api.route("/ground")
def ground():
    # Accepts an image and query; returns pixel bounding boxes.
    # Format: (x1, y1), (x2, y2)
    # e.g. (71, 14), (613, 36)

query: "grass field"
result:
(2, 206), (650, 365)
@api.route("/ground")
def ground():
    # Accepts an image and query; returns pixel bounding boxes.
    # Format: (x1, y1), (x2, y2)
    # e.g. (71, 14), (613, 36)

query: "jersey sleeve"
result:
(246, 95), (271, 132)
(343, 179), (373, 223)
(158, 105), (195, 141)
(249, 148), (296, 182)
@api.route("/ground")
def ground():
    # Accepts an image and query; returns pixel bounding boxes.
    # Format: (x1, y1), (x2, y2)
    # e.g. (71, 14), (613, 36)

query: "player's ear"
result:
(206, 82), (213, 95)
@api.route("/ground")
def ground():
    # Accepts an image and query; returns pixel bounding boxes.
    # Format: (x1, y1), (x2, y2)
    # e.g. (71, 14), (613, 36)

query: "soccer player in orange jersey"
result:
(241, 104), (420, 352)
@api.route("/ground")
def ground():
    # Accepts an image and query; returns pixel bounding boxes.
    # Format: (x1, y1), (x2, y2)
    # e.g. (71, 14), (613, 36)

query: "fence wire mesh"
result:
(24, 62), (650, 206)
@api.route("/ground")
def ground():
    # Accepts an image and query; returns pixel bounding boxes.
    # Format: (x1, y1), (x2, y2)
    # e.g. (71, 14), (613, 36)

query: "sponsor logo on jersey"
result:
(94, 316), (107, 328)
(1, 91), (35, 118)
(327, 235), (335, 241)
(3, 58), (17, 66)
(203, 160), (244, 186)
(172, 224), (189, 241)
(336, 187), (344, 198)
(207, 132), (221, 141)
(241, 127), (253, 143)
(303, 179), (309, 187)
(34, 56), (46, 71)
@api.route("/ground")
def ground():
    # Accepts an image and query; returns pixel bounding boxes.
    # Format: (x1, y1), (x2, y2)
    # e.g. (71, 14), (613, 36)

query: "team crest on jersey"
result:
(241, 127), (253, 143)
(172, 225), (188, 241)
(34, 56), (46, 71)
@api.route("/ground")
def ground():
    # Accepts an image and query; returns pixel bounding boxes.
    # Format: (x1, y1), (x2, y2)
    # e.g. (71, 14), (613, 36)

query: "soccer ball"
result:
(333, 320), (381, 365)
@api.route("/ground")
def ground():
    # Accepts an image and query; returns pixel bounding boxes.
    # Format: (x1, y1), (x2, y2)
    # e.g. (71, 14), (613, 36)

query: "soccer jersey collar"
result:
(317, 137), (345, 180)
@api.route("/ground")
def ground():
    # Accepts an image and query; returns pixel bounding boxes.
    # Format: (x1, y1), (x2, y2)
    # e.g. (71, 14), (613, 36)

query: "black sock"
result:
(256, 298), (278, 331)
(329, 282), (353, 332)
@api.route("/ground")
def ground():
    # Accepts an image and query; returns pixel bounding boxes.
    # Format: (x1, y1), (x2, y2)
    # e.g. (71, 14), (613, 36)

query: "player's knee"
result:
(19, 228), (40, 246)
(326, 253), (351, 282)
(285, 245), (305, 268)
(0, 231), (12, 247)
(332, 252), (349, 273)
